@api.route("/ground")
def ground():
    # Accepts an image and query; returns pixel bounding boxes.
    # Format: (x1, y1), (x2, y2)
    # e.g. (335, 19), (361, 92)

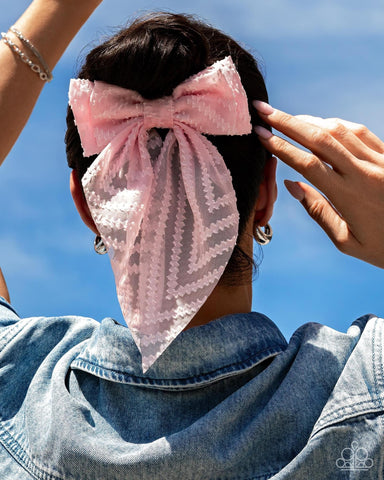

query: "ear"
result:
(70, 170), (99, 236)
(253, 156), (278, 227)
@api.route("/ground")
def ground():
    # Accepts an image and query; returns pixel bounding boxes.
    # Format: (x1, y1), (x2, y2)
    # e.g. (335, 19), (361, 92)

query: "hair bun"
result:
(82, 13), (210, 99)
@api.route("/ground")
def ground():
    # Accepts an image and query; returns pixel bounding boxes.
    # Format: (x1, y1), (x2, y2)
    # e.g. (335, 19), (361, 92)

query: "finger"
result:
(295, 116), (384, 164)
(294, 115), (324, 126)
(336, 119), (384, 154)
(255, 127), (337, 195)
(253, 102), (356, 172)
(284, 180), (359, 255)
(295, 115), (384, 154)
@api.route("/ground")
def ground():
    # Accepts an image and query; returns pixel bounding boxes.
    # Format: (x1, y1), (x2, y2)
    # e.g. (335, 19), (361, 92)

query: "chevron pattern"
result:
(69, 57), (252, 372)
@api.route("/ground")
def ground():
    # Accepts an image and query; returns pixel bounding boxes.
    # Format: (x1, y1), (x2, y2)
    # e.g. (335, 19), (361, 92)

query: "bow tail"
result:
(123, 131), (186, 370)
(82, 124), (154, 329)
(83, 125), (239, 373)
(82, 123), (153, 253)
(175, 125), (239, 276)
(126, 127), (239, 372)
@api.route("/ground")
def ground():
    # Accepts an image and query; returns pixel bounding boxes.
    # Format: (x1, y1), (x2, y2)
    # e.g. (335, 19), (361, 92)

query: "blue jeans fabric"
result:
(0, 296), (383, 479)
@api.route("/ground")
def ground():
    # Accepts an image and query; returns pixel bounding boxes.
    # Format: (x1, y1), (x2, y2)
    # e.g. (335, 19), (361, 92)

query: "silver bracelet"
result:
(1, 33), (49, 81)
(10, 26), (53, 82)
(1, 32), (51, 82)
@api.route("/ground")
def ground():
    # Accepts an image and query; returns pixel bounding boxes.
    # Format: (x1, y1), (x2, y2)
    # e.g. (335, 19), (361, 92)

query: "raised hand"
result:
(254, 101), (384, 269)
(0, 0), (103, 165)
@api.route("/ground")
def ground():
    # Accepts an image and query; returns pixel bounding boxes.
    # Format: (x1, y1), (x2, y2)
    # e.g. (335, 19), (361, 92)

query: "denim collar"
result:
(71, 312), (288, 387)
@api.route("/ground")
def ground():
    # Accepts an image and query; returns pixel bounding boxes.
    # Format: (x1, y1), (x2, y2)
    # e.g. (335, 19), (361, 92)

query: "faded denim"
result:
(0, 296), (383, 479)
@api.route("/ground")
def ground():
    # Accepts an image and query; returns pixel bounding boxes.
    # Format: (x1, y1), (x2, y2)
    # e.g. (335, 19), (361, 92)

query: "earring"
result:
(253, 223), (273, 246)
(94, 235), (107, 255)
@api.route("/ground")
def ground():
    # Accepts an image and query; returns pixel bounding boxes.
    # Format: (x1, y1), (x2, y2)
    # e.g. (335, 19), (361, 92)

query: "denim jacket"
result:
(0, 296), (383, 479)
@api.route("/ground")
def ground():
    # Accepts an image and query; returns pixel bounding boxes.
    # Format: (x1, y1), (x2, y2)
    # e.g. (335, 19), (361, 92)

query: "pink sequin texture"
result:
(68, 57), (252, 372)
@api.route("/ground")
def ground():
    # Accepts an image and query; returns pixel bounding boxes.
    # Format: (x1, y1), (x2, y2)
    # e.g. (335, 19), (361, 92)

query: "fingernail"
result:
(284, 180), (305, 201)
(253, 100), (274, 115)
(254, 126), (273, 139)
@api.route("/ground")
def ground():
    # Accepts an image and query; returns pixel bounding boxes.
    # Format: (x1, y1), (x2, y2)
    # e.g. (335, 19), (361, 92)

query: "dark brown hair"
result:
(65, 12), (271, 284)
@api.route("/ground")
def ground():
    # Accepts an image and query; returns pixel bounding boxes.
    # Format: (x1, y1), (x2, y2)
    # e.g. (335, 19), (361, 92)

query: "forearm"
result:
(0, 268), (10, 304)
(0, 0), (102, 165)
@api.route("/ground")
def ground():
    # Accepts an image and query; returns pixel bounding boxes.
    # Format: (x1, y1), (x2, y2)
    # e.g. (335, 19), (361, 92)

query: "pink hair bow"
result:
(69, 56), (252, 372)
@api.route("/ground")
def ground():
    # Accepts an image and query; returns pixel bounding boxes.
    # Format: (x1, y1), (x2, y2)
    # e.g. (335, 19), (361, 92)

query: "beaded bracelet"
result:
(10, 27), (53, 82)
(1, 31), (52, 82)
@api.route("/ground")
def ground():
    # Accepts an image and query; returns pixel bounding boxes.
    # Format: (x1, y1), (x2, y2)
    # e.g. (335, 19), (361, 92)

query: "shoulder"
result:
(0, 299), (100, 425)
(291, 313), (384, 388)
(288, 313), (381, 357)
(305, 314), (384, 435)
(0, 297), (99, 366)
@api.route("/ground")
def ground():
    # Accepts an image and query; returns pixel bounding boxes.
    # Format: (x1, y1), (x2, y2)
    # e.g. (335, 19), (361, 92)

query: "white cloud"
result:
(207, 0), (384, 39)
(4, 1), (384, 50)
(5, 1), (383, 74)
(35, 225), (95, 256)
(0, 236), (52, 279)
(81, 0), (384, 40)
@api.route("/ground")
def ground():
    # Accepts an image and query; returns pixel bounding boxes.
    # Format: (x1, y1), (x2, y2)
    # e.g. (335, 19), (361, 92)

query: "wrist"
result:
(29, 0), (102, 18)
(12, 0), (102, 69)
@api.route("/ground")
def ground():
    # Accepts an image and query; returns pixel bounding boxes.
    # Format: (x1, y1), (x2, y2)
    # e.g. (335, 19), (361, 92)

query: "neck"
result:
(185, 221), (255, 330)
(184, 280), (253, 330)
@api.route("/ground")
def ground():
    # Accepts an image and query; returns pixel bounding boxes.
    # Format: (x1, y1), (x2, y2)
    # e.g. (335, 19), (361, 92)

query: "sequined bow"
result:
(69, 56), (252, 372)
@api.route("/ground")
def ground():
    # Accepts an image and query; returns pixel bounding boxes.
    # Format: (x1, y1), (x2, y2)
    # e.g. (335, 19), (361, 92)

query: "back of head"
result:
(65, 12), (271, 284)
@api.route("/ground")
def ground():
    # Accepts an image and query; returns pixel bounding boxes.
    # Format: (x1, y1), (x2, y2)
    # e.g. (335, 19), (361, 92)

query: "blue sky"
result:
(1, 0), (383, 340)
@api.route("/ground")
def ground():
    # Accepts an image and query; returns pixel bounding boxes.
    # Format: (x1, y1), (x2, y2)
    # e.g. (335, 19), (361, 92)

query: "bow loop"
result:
(69, 56), (251, 157)
(173, 56), (251, 135)
(69, 79), (144, 156)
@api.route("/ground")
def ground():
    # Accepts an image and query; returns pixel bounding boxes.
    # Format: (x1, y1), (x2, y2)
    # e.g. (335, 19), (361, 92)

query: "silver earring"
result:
(94, 235), (107, 255)
(254, 223), (273, 246)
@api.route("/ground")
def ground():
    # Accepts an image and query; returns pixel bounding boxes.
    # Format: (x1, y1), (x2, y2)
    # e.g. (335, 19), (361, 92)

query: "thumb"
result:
(284, 180), (351, 253)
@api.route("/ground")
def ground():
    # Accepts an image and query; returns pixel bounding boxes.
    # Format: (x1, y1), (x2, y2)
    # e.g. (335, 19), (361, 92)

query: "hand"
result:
(253, 101), (384, 269)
